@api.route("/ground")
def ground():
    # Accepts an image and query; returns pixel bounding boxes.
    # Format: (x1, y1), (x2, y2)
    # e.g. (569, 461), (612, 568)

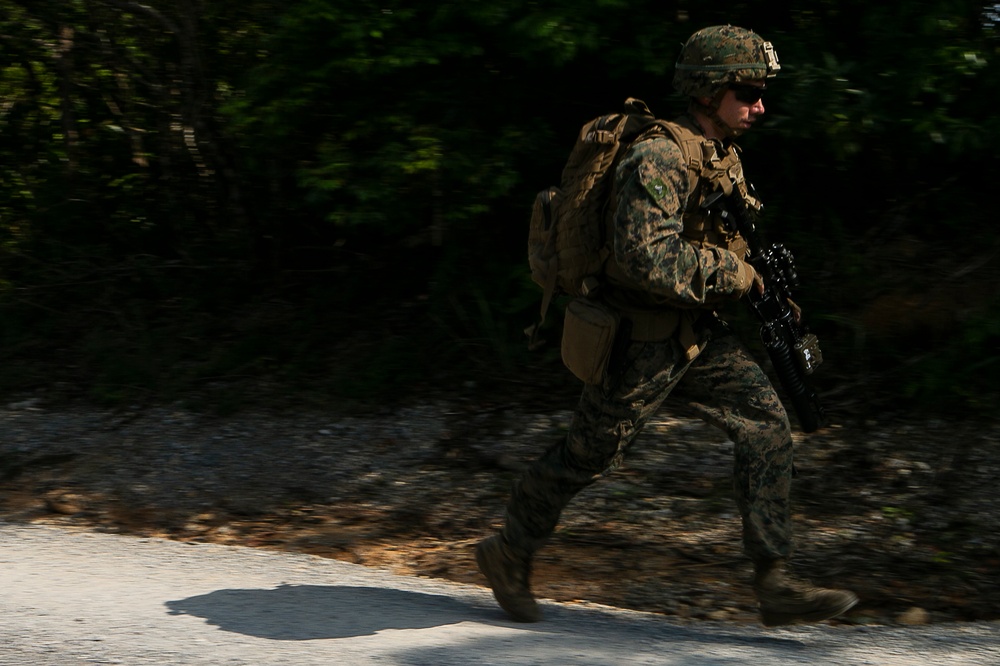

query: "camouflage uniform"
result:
(501, 128), (793, 566)
(480, 25), (857, 627)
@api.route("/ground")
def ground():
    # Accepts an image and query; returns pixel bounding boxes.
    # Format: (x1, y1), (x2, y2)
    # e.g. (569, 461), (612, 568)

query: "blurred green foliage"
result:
(0, 0), (997, 414)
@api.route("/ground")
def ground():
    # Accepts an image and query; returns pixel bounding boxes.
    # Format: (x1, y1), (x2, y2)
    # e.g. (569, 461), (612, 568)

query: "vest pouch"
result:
(561, 297), (620, 385)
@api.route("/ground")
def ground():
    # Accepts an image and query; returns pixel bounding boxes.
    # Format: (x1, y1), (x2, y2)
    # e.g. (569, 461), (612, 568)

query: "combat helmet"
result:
(673, 25), (780, 98)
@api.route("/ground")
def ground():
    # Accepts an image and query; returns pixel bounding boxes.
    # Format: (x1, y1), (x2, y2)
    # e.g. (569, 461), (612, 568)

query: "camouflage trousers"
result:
(501, 326), (794, 564)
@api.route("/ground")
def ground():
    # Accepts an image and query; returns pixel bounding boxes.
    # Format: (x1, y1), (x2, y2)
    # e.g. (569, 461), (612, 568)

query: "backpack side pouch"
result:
(561, 297), (619, 385)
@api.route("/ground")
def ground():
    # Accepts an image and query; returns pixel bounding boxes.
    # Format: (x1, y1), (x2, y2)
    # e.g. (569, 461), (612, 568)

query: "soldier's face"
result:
(717, 79), (766, 134)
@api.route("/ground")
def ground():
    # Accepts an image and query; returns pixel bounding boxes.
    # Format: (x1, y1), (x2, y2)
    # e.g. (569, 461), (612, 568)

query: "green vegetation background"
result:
(1, 1), (997, 416)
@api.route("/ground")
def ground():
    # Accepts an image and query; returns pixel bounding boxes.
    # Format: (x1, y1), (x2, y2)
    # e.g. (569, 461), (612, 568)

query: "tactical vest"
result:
(667, 115), (757, 256)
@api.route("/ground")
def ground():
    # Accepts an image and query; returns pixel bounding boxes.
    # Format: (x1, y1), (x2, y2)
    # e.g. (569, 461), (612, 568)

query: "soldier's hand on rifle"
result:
(735, 261), (765, 297)
(787, 297), (802, 323)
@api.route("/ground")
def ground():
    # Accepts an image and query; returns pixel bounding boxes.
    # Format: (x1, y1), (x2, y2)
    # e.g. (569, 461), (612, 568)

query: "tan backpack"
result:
(525, 98), (668, 348)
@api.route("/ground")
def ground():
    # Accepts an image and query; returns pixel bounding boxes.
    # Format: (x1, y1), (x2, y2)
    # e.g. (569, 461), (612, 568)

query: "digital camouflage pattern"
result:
(485, 25), (860, 626)
(499, 115), (795, 567)
(672, 25), (780, 98)
(610, 133), (749, 307)
(502, 330), (794, 564)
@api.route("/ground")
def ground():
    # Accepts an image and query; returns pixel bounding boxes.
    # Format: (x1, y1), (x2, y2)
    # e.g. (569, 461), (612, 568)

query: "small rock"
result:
(45, 494), (84, 515)
(896, 607), (930, 625)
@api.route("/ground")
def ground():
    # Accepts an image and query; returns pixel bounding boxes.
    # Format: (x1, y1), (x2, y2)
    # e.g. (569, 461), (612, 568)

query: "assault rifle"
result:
(703, 187), (826, 433)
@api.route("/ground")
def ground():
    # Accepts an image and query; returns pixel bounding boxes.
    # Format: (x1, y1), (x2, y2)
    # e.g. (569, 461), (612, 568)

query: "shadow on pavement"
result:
(164, 581), (808, 660)
(165, 583), (491, 640)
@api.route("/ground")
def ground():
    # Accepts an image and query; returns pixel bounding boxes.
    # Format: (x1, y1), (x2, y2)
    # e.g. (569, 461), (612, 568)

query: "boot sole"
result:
(760, 592), (860, 627)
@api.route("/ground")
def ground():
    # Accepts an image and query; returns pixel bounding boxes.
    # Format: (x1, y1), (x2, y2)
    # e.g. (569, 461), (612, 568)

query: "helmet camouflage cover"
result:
(673, 25), (780, 98)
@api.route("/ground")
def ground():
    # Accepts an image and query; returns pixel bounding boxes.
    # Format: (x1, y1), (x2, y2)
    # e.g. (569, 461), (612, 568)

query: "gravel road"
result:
(2, 522), (998, 665)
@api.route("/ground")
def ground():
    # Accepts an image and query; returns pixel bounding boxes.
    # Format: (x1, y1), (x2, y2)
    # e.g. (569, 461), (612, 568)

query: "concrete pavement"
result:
(2, 522), (998, 665)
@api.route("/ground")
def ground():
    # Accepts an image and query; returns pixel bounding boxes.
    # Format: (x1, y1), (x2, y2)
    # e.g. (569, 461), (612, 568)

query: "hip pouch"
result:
(561, 297), (620, 385)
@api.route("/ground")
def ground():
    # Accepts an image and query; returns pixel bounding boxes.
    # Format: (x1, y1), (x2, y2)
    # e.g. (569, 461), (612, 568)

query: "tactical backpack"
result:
(525, 97), (668, 348)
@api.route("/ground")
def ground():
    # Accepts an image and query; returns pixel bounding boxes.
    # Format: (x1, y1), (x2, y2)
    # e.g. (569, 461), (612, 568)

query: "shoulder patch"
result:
(644, 177), (668, 201)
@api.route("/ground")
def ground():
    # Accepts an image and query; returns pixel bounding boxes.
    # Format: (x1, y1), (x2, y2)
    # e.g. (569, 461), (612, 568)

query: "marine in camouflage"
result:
(481, 24), (858, 626)
(498, 24), (792, 567)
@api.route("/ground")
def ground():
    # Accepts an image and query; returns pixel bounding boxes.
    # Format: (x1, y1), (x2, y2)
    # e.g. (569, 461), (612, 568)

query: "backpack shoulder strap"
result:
(647, 116), (745, 199)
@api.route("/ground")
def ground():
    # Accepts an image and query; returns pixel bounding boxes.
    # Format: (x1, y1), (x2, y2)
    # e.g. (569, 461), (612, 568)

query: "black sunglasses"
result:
(730, 83), (765, 104)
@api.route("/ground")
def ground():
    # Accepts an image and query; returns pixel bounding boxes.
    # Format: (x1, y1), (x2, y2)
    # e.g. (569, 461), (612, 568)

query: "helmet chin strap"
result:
(692, 89), (744, 139)
(709, 109), (744, 139)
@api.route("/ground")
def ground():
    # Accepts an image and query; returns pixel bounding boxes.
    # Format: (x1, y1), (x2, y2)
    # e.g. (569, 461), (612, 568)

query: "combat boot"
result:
(475, 535), (542, 622)
(753, 560), (859, 627)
